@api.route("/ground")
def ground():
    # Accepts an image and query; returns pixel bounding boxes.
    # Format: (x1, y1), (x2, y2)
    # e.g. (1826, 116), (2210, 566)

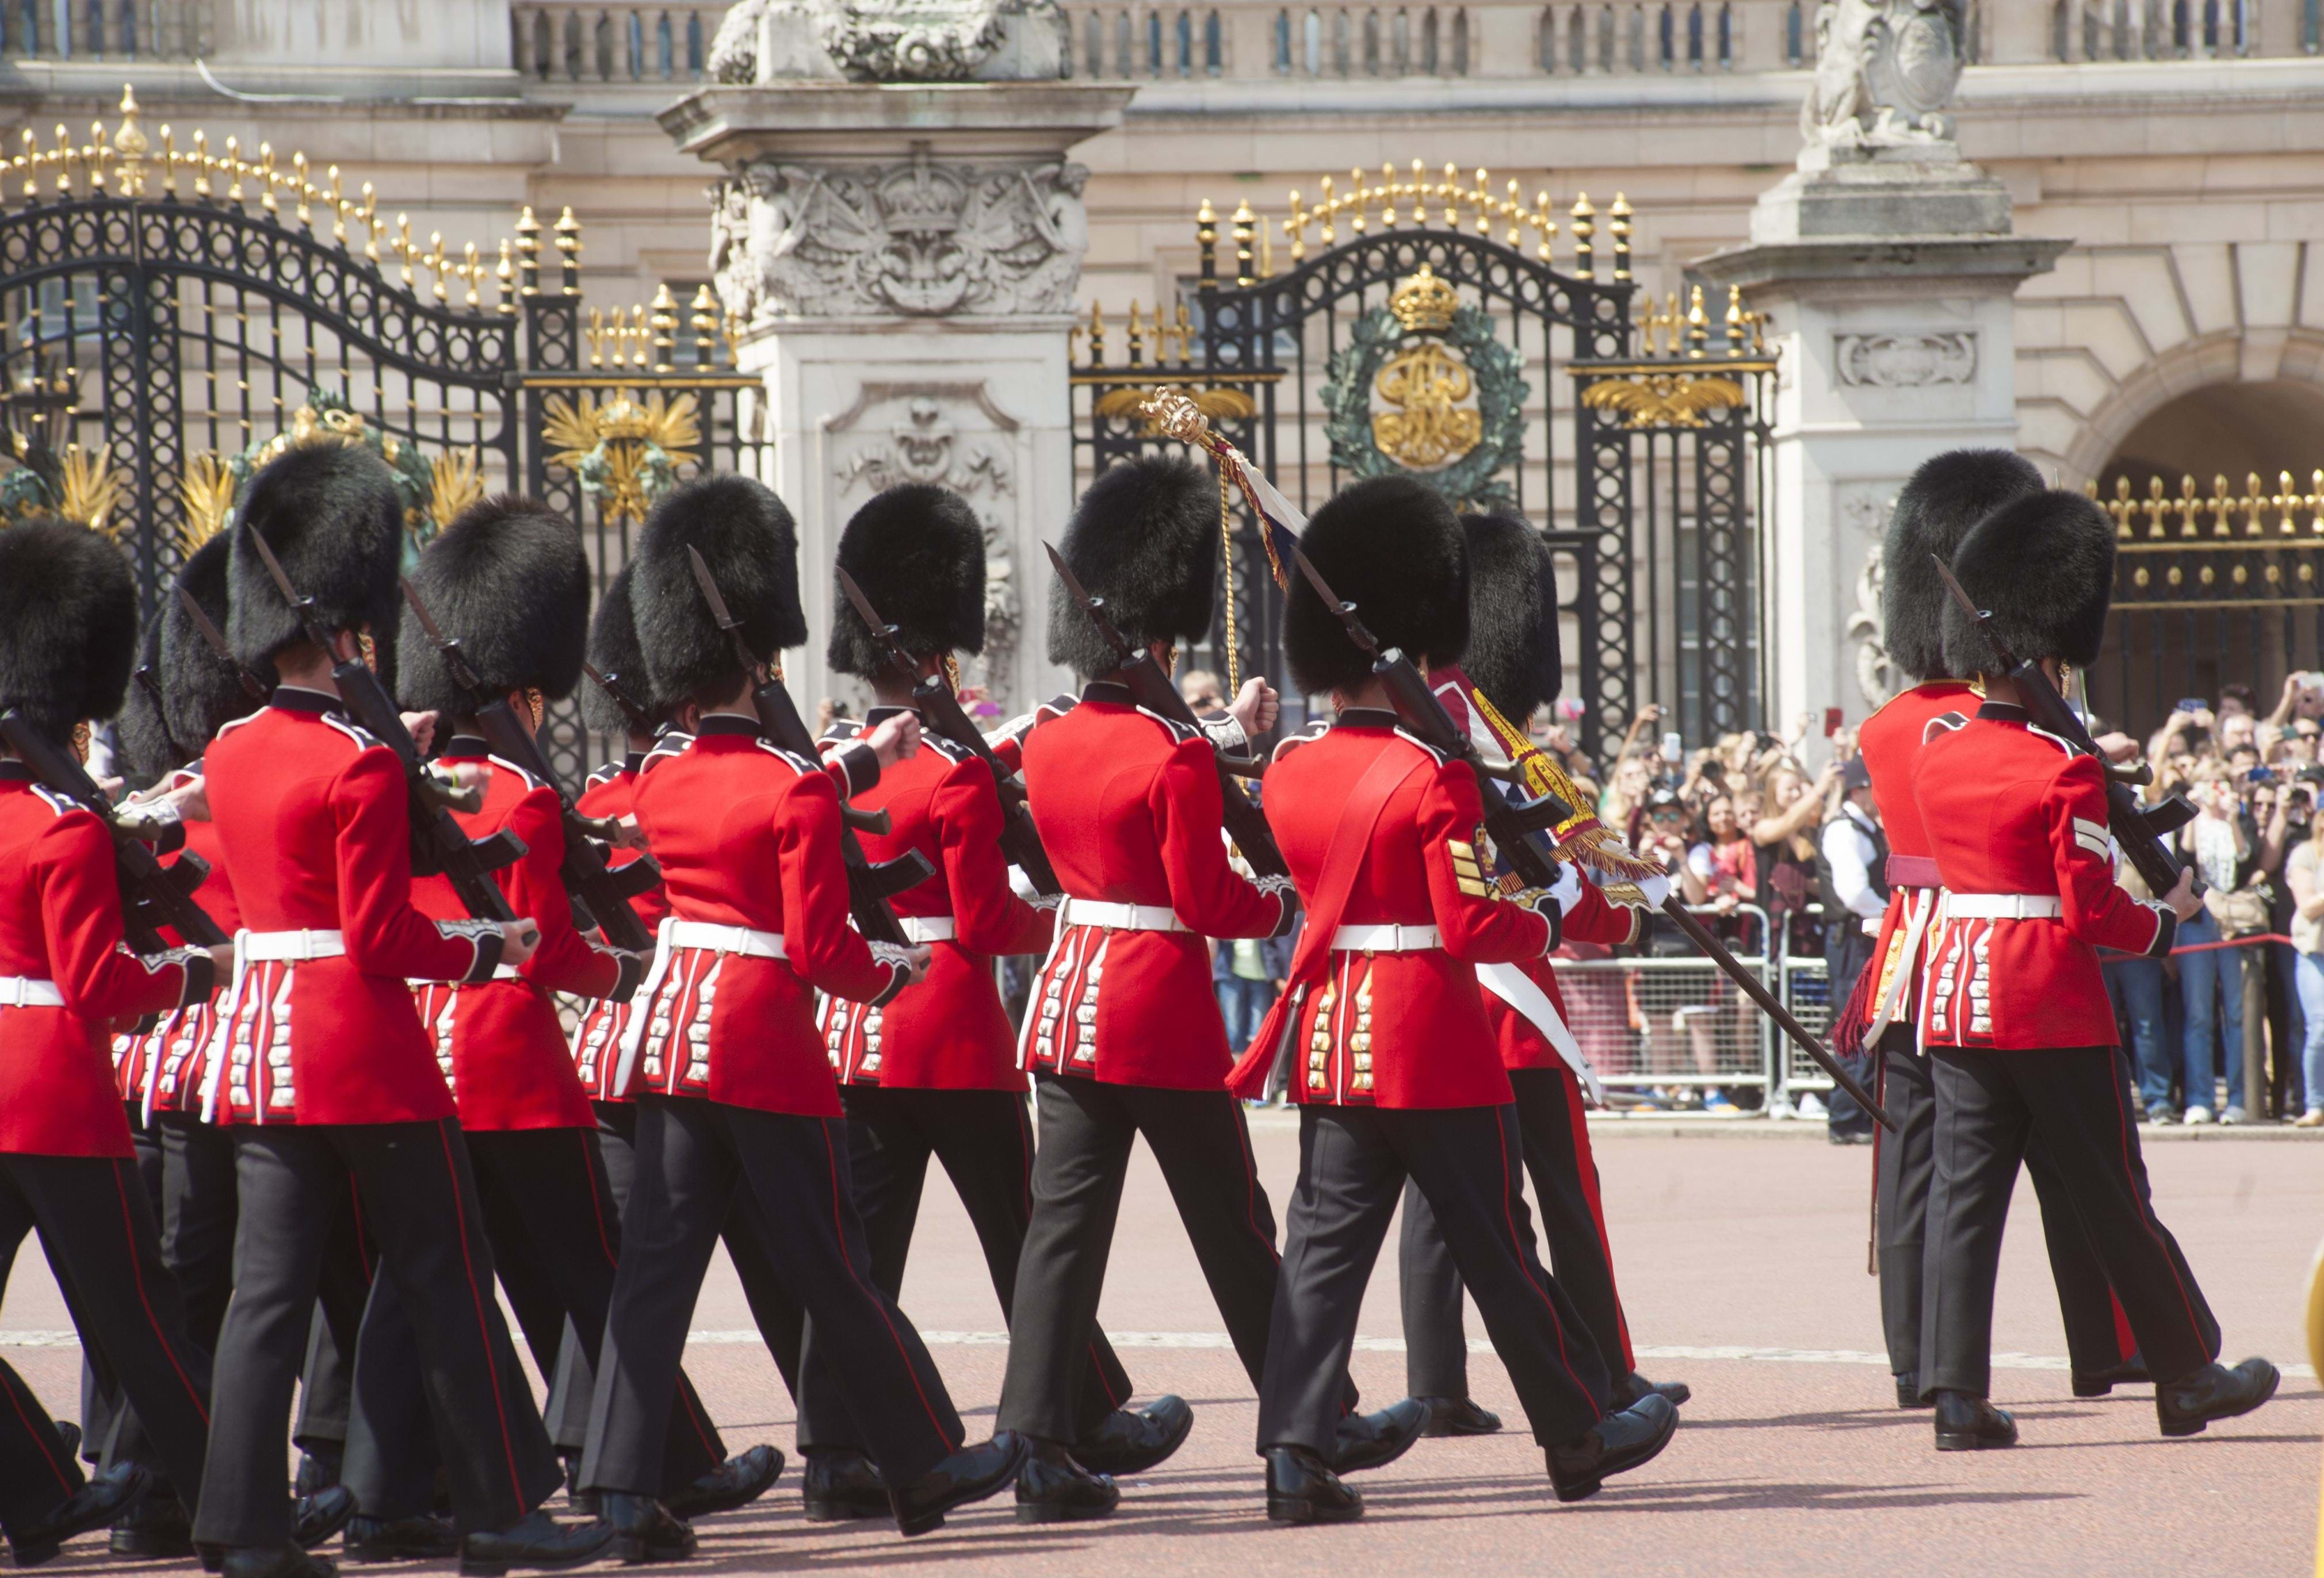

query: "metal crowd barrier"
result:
(1550, 904), (1780, 1106)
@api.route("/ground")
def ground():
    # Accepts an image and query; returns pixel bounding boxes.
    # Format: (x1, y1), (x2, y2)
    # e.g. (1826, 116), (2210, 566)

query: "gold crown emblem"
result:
(1389, 265), (1460, 333)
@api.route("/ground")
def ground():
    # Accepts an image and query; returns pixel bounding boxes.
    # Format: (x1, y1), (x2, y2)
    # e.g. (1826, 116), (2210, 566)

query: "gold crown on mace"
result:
(1389, 265), (1460, 333)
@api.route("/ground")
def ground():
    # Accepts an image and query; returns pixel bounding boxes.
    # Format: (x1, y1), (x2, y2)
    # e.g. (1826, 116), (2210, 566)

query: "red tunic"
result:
(114, 767), (242, 1116)
(621, 716), (908, 1116)
(408, 740), (616, 1131)
(1018, 684), (1289, 1090)
(816, 710), (1050, 1091)
(1249, 715), (1551, 1109)
(0, 765), (204, 1156)
(202, 691), (500, 1125)
(568, 754), (668, 1102)
(1853, 679), (1979, 1044)
(1914, 702), (2173, 1051)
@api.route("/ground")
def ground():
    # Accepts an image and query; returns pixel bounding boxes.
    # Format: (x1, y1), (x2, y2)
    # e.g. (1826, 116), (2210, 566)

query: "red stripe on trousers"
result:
(435, 1122), (529, 1509)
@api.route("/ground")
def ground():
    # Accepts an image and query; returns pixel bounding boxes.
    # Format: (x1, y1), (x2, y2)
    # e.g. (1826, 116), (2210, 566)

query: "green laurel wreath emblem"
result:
(1319, 302), (1527, 514)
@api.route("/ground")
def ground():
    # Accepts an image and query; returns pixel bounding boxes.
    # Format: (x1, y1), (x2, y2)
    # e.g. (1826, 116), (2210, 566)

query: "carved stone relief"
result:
(1835, 331), (1976, 388)
(825, 384), (1022, 702)
(708, 0), (1065, 84)
(708, 147), (1090, 325)
(1838, 484), (1902, 707)
(1799, 1), (1966, 154)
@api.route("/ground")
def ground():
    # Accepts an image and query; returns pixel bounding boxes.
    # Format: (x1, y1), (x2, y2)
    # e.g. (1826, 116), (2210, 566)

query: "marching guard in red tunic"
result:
(1228, 476), (1677, 1521)
(374, 497), (777, 1543)
(577, 474), (1026, 1553)
(1912, 487), (2275, 1449)
(998, 457), (1415, 1521)
(0, 520), (221, 1566)
(799, 484), (1187, 1508)
(1841, 450), (2200, 1411)
(557, 563), (809, 1491)
(1395, 511), (1688, 1431)
(193, 445), (609, 1578)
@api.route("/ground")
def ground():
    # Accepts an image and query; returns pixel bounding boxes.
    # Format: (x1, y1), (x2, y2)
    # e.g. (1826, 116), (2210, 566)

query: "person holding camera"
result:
(2178, 763), (2260, 1124)
(2281, 775), (2324, 1125)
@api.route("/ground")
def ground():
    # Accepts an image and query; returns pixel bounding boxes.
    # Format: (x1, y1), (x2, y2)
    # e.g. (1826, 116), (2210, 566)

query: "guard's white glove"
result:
(1634, 873), (1674, 910)
(1547, 857), (1585, 917)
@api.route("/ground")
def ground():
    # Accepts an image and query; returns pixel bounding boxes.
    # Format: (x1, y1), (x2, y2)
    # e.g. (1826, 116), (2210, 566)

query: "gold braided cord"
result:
(942, 653), (962, 697)
(1217, 462), (1240, 696)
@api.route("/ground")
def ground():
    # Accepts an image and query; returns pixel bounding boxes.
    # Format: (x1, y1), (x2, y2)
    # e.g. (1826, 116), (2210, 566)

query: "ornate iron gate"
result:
(1069, 167), (1773, 759)
(0, 89), (766, 784)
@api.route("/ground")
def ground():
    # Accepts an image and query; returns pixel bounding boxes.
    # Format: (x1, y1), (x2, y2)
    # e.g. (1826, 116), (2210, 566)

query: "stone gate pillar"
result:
(661, 1), (1131, 713)
(1694, 1), (2065, 731)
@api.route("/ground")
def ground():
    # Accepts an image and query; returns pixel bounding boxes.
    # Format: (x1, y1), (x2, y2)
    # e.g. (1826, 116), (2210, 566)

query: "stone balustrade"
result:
(510, 3), (717, 83)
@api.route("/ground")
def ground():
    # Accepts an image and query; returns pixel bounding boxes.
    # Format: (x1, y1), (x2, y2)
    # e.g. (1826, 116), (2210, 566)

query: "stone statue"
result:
(705, 0), (1065, 84)
(1799, 0), (1966, 155)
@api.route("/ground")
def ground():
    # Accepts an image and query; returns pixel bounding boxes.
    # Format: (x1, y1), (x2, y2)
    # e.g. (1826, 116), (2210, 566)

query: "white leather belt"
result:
(665, 920), (789, 959)
(240, 929), (346, 962)
(411, 964), (522, 987)
(0, 976), (63, 1008)
(1330, 923), (1442, 952)
(1058, 899), (1186, 934)
(901, 917), (957, 944)
(1944, 893), (2064, 920)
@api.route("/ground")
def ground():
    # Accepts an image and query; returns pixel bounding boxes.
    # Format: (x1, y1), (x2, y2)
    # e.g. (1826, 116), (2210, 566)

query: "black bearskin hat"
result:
(396, 496), (590, 721)
(1461, 511), (1561, 725)
(228, 442), (406, 670)
(1047, 455), (1216, 677)
(580, 562), (660, 737)
(1285, 476), (1470, 697)
(1940, 489), (2117, 676)
(119, 620), (183, 779)
(1882, 448), (2043, 683)
(630, 474), (804, 706)
(827, 485), (987, 680)
(159, 533), (273, 759)
(0, 518), (139, 746)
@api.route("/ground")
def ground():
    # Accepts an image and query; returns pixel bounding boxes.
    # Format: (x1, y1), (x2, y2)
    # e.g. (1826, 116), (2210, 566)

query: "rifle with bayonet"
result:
(583, 661), (656, 737)
(1042, 542), (1290, 883)
(0, 707), (228, 956)
(1933, 556), (2198, 901)
(399, 579), (660, 972)
(836, 568), (1063, 899)
(1290, 545), (1899, 1132)
(244, 530), (525, 925)
(683, 546), (933, 948)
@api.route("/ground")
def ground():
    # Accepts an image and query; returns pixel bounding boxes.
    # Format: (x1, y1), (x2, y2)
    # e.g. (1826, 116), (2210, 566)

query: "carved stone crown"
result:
(1389, 265), (1459, 334)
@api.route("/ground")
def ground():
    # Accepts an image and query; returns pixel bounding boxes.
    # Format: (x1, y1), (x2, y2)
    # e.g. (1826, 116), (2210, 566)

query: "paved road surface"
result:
(6, 1119), (2317, 1576)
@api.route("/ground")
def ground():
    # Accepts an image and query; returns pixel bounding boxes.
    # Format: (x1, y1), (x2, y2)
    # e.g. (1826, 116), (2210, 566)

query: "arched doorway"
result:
(2085, 380), (2324, 734)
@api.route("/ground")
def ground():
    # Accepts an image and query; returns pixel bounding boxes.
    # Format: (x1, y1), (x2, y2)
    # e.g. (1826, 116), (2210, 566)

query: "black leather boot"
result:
(2156, 1358), (2279, 1438)
(1071, 1395), (1194, 1476)
(343, 1514), (460, 1563)
(1618, 1372), (1692, 1408)
(891, 1433), (1030, 1538)
(1013, 1437), (1119, 1525)
(2073, 1351), (2151, 1398)
(800, 1450), (888, 1522)
(664, 1444), (782, 1519)
(292, 1487), (357, 1551)
(9, 1465), (152, 1568)
(293, 1446), (343, 1499)
(1264, 1447), (1362, 1525)
(1932, 1390), (2017, 1451)
(456, 1508), (616, 1576)
(1545, 1393), (1679, 1503)
(1332, 1397), (1430, 1473)
(1416, 1397), (1501, 1437)
(111, 1483), (195, 1560)
(595, 1493), (694, 1565)
(1894, 1372), (1926, 1409)
(217, 1547), (336, 1578)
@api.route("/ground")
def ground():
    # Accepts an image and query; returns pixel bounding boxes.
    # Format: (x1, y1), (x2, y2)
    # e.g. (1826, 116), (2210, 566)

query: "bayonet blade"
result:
(835, 568), (915, 676)
(686, 543), (767, 676)
(246, 526), (304, 611)
(1290, 545), (1380, 655)
(1928, 554), (1985, 624)
(397, 576), (484, 692)
(175, 585), (266, 702)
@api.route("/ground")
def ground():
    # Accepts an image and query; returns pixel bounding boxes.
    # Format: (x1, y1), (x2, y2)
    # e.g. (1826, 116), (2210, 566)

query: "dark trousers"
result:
(193, 1119), (560, 1547)
(1400, 1065), (1632, 1397)
(999, 1073), (1303, 1442)
(1875, 1027), (2154, 1383)
(0, 1152), (213, 1538)
(79, 1107), (165, 1471)
(1262, 1103), (1610, 1455)
(798, 1085), (1132, 1451)
(580, 1096), (963, 1497)
(347, 1125), (726, 1511)
(1922, 1045), (2220, 1396)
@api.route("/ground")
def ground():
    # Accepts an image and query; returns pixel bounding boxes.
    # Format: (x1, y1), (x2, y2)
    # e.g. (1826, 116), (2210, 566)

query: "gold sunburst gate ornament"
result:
(53, 442), (129, 538)
(540, 388), (701, 526)
(175, 453), (237, 553)
(1580, 371), (1749, 431)
(427, 448), (487, 530)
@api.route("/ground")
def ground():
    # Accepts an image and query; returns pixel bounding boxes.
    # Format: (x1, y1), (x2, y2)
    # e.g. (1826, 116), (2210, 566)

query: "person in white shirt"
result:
(1817, 758), (1886, 1140)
